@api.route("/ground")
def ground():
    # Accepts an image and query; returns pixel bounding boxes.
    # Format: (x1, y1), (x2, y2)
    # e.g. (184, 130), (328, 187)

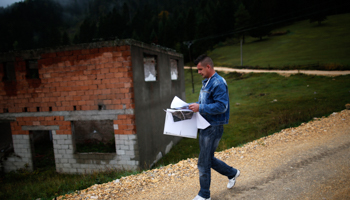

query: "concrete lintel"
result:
(0, 109), (134, 121)
(65, 109), (134, 121)
(64, 115), (117, 121)
(22, 125), (60, 130)
(0, 117), (16, 122)
(0, 111), (70, 118)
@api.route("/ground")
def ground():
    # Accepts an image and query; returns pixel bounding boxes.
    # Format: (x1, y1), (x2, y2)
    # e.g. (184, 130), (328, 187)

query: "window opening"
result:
(25, 60), (39, 79)
(23, 107), (28, 112)
(170, 59), (179, 80)
(144, 54), (157, 82)
(2, 62), (16, 81)
(73, 120), (116, 153)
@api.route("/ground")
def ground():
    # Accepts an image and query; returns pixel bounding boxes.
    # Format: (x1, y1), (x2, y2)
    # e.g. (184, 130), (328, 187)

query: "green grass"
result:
(155, 70), (350, 166)
(0, 167), (138, 200)
(209, 13), (350, 69)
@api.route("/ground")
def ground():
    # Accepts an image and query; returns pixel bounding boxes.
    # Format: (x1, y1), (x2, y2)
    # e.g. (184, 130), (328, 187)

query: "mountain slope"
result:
(209, 13), (350, 69)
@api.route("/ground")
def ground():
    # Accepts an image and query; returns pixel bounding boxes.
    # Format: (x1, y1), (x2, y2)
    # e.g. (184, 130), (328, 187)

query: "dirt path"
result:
(58, 110), (350, 200)
(184, 66), (350, 77)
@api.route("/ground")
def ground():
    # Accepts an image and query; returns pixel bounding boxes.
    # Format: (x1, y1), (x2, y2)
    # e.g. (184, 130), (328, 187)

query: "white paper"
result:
(163, 96), (210, 139)
(170, 96), (189, 109)
(163, 109), (198, 138)
(196, 113), (211, 129)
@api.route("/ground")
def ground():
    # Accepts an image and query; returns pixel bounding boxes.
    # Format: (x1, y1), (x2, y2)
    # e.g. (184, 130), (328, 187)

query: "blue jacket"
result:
(198, 72), (230, 126)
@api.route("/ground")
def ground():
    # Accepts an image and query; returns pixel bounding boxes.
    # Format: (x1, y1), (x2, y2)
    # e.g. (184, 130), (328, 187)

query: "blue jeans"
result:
(197, 125), (238, 198)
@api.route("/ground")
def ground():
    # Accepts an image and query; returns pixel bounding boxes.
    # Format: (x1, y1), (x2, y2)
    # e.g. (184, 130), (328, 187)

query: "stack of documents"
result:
(163, 96), (210, 139)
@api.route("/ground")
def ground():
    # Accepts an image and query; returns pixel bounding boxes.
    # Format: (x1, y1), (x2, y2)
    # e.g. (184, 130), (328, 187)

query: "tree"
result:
(150, 29), (158, 44)
(249, 0), (273, 41)
(43, 27), (62, 48)
(212, 0), (236, 37)
(121, 2), (131, 38)
(194, 14), (216, 56)
(129, 4), (156, 43)
(122, 2), (130, 24)
(250, 26), (271, 41)
(185, 8), (196, 41)
(309, 13), (327, 25)
(234, 3), (251, 44)
(78, 18), (96, 43)
(98, 14), (111, 39)
(173, 13), (186, 41)
(0, 0), (64, 52)
(308, 0), (328, 25)
(62, 31), (70, 45)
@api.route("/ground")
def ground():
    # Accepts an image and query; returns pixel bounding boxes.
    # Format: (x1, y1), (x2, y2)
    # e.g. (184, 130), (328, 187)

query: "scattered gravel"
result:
(56, 109), (350, 200)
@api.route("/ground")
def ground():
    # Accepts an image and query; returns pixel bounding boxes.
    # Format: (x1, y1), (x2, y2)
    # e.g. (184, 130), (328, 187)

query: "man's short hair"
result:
(194, 54), (214, 68)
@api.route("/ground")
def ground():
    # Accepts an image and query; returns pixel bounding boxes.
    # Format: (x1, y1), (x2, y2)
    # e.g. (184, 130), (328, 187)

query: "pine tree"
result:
(234, 3), (251, 44)
(62, 31), (70, 45)
(78, 18), (96, 43)
(249, 0), (273, 41)
(309, 13), (327, 25)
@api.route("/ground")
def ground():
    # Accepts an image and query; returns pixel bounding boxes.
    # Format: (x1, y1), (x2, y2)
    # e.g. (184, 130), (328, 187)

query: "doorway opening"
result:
(29, 130), (55, 170)
(0, 122), (14, 175)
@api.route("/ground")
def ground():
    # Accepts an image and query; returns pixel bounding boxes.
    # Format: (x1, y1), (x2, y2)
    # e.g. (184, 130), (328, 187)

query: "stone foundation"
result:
(4, 131), (139, 174)
(3, 135), (33, 172)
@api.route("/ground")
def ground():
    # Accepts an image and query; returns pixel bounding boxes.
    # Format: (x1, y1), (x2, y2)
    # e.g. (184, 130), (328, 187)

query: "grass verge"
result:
(0, 167), (138, 200)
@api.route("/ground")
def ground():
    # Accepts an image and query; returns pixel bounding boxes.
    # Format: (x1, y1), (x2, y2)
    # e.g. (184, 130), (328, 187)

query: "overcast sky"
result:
(0, 0), (23, 8)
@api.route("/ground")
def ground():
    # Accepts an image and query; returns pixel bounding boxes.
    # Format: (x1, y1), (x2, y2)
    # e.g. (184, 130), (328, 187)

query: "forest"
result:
(0, 0), (348, 61)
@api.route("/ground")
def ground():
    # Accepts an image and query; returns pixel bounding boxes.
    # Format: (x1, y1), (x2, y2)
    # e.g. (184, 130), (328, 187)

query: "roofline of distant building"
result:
(0, 39), (182, 61)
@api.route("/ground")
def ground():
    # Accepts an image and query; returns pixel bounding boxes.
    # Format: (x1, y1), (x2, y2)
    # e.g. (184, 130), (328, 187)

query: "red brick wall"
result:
(114, 114), (136, 135)
(0, 45), (135, 135)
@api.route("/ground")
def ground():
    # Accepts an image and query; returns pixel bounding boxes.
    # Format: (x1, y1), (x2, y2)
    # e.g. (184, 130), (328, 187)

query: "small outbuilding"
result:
(0, 39), (185, 173)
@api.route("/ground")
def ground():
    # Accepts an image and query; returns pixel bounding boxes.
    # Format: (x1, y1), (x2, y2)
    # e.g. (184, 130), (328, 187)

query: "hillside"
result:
(209, 13), (350, 69)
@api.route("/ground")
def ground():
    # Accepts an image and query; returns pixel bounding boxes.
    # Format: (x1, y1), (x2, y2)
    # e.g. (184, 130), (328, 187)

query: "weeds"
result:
(0, 167), (139, 200)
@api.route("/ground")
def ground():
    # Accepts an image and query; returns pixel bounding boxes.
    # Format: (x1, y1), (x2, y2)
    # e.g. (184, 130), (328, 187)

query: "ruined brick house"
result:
(0, 39), (184, 174)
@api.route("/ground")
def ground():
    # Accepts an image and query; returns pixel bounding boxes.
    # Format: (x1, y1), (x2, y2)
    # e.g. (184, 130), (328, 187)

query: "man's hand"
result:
(189, 103), (200, 112)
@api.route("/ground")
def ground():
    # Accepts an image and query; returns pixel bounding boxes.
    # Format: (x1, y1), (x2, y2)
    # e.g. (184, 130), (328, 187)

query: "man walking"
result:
(188, 54), (240, 200)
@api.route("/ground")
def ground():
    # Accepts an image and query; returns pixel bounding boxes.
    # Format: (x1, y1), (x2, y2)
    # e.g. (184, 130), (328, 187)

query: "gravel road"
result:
(58, 109), (350, 200)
